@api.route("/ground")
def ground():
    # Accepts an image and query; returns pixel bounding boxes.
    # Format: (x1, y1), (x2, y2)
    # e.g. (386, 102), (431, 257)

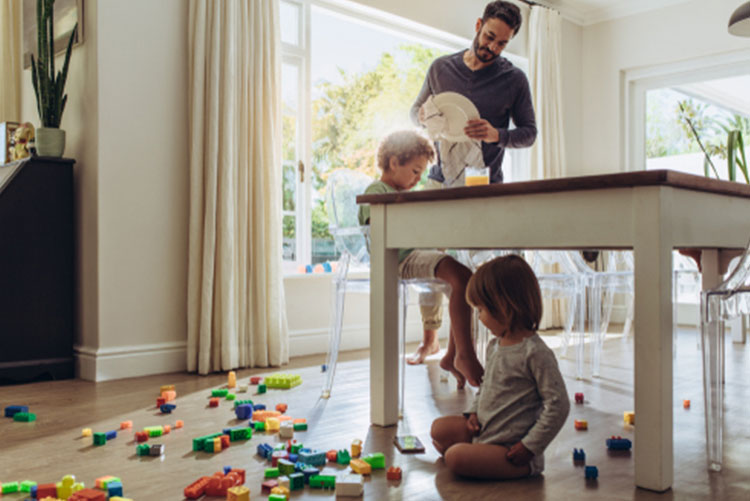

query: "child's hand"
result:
(465, 413), (480, 435)
(506, 441), (534, 466)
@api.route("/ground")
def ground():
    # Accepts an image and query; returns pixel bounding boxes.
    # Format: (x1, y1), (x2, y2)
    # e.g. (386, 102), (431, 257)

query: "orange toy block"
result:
(220, 434), (230, 449)
(119, 420), (132, 430)
(350, 458), (371, 474)
(161, 390), (176, 401)
(184, 476), (210, 499)
(228, 371), (237, 389)
(175, 419), (184, 428)
(277, 415), (293, 422)
(275, 403), (288, 413)
(94, 476), (116, 489)
(163, 424), (171, 434)
(574, 419), (588, 430)
(387, 466), (402, 480)
(252, 409), (281, 422)
(68, 489), (106, 501)
(204, 471), (242, 497)
(326, 449), (338, 462)
(292, 418), (306, 424)
(209, 398), (220, 407)
(683, 399), (691, 409)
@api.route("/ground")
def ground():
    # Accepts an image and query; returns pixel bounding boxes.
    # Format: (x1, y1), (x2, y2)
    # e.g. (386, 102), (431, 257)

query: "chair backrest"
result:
(325, 169), (374, 266)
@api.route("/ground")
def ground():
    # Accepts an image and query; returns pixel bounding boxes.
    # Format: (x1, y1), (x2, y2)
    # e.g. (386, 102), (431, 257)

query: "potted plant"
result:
(30, 0), (77, 157)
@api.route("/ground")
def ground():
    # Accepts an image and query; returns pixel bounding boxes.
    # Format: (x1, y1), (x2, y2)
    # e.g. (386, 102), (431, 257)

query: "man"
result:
(410, 0), (537, 185)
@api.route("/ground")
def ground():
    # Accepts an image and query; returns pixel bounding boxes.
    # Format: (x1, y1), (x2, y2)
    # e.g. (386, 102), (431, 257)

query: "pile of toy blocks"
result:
(0, 474), (127, 500)
(4, 404), (35, 422)
(184, 467), (246, 499)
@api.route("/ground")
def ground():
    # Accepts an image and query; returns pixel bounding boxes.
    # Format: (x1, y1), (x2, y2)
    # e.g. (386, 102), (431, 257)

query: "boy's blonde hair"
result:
(466, 255), (542, 332)
(377, 130), (435, 171)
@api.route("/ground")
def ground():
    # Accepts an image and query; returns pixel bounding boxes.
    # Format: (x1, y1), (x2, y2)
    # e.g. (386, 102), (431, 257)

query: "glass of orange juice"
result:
(465, 166), (489, 186)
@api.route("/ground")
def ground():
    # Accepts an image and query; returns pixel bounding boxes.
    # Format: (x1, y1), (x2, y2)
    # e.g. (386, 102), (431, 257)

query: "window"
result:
(280, 0), (531, 271)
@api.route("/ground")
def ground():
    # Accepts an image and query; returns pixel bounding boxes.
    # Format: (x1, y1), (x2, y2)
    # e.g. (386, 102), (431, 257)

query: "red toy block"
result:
(156, 397), (166, 407)
(68, 488), (106, 501)
(574, 392), (584, 404)
(326, 449), (338, 462)
(270, 450), (288, 467)
(286, 439), (298, 452)
(209, 397), (220, 407)
(205, 471), (242, 497)
(220, 434), (230, 449)
(275, 403), (288, 413)
(184, 476), (211, 499)
(261, 479), (278, 494)
(574, 419), (588, 430)
(387, 466), (402, 480)
(135, 431), (149, 442)
(250, 376), (262, 384)
(36, 483), (57, 497)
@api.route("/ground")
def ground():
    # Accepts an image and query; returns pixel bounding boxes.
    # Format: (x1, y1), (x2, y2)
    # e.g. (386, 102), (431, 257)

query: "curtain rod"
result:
(518, 0), (554, 10)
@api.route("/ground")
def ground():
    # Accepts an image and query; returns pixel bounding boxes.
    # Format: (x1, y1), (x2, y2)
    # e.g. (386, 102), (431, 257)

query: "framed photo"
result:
(1, 122), (21, 165)
(23, 0), (84, 69)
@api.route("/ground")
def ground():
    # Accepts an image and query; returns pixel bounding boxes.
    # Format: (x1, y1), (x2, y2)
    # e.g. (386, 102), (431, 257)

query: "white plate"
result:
(432, 92), (480, 142)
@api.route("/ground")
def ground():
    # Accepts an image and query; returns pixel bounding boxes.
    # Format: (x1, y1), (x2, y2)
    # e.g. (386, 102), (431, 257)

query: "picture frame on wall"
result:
(23, 0), (84, 69)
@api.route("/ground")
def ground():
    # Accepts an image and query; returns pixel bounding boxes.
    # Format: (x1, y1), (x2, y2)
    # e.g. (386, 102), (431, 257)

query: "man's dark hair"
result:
(482, 1), (522, 36)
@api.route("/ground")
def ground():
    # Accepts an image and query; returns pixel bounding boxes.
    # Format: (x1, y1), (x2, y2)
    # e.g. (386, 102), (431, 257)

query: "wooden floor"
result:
(2, 327), (750, 500)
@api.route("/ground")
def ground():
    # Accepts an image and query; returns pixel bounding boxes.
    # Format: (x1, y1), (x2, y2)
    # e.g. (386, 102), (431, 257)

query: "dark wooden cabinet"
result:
(0, 157), (75, 383)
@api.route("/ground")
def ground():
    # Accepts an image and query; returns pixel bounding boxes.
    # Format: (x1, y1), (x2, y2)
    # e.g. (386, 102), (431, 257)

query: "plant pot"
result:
(36, 127), (66, 157)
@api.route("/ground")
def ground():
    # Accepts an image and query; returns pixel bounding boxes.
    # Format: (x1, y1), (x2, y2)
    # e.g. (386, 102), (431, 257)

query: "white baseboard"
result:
(75, 341), (187, 382)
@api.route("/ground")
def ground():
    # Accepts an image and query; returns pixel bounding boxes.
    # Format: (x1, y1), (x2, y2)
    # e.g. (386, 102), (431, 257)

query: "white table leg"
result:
(633, 189), (673, 491)
(369, 204), (400, 426)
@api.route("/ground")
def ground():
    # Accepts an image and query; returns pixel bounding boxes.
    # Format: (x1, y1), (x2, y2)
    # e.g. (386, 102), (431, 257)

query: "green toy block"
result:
(234, 399), (254, 408)
(269, 495), (286, 501)
(273, 443), (287, 451)
(265, 467), (280, 478)
(290, 442), (303, 454)
(337, 449), (351, 465)
(192, 432), (222, 452)
(225, 393), (236, 401)
(264, 373), (302, 389)
(254, 421), (266, 431)
(289, 472), (305, 491)
(147, 428), (162, 438)
(293, 422), (307, 431)
(278, 458), (295, 476)
(229, 427), (252, 441)
(13, 412), (36, 422)
(136, 443), (151, 456)
(211, 388), (229, 397)
(2, 482), (19, 494)
(309, 474), (336, 489)
(363, 452), (386, 469)
(257, 384), (266, 394)
(93, 432), (107, 446)
(20, 480), (36, 492)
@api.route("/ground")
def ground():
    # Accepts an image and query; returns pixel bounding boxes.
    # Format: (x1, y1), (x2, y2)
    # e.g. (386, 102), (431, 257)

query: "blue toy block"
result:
(573, 448), (586, 461)
(107, 481), (123, 497)
(159, 403), (176, 414)
(294, 461), (307, 472)
(223, 465), (232, 474)
(585, 465), (598, 479)
(606, 436), (632, 450)
(105, 430), (117, 440)
(322, 262), (332, 272)
(299, 447), (312, 454)
(253, 403), (266, 411)
(4, 405), (28, 418)
(321, 364), (327, 372)
(235, 404), (252, 420)
(302, 466), (320, 484)
(257, 443), (273, 458)
(288, 453), (298, 463)
(305, 264), (313, 273)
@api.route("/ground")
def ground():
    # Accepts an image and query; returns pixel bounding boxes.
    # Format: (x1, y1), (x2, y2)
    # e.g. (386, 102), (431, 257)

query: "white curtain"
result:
(0, 0), (22, 122)
(528, 6), (568, 329)
(187, 0), (289, 375)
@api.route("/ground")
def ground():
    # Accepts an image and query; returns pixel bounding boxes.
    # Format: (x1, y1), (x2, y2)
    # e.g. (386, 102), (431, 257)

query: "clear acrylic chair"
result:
(320, 169), (451, 418)
(701, 239), (750, 471)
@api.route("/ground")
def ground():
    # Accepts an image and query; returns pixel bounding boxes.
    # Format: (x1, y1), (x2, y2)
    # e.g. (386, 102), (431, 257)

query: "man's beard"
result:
(472, 32), (498, 63)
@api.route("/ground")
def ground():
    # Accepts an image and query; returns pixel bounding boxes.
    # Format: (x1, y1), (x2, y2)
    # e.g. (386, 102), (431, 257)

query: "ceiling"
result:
(675, 75), (750, 118)
(535, 0), (693, 26)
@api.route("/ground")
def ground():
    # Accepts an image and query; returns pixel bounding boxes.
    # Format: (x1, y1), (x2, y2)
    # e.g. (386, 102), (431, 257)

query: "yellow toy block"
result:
(228, 370), (237, 388)
(351, 438), (362, 458)
(271, 485), (290, 499)
(350, 458), (372, 475)
(623, 411), (635, 425)
(160, 384), (175, 392)
(266, 417), (281, 432)
(110, 498), (134, 501)
(56, 475), (84, 499)
(574, 419), (588, 430)
(227, 485), (250, 501)
(81, 428), (92, 437)
(213, 436), (222, 453)
(264, 373), (302, 389)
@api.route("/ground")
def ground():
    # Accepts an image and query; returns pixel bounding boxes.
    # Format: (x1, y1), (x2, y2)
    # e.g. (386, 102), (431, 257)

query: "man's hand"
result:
(506, 441), (534, 466)
(465, 413), (480, 435)
(464, 118), (499, 143)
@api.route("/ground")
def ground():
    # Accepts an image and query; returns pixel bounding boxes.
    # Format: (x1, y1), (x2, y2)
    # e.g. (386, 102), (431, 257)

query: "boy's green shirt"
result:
(358, 180), (413, 263)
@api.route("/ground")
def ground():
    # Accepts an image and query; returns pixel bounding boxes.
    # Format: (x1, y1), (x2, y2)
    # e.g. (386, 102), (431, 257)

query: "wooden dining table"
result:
(357, 169), (750, 492)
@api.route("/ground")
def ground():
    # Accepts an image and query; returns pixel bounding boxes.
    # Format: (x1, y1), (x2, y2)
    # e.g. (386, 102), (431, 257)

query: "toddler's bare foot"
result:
(439, 354), (466, 389)
(454, 352), (484, 387)
(407, 340), (440, 365)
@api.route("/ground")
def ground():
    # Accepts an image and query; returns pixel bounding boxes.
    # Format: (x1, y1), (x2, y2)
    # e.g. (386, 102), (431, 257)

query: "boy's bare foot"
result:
(439, 354), (466, 389)
(407, 339), (440, 365)
(454, 352), (484, 387)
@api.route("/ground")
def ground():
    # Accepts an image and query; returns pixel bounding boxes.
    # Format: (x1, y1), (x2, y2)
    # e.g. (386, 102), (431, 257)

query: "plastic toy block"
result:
(574, 419), (588, 430)
(228, 427), (252, 441)
(56, 475), (84, 499)
(226, 393), (236, 401)
(269, 494), (286, 501)
(105, 430), (117, 440)
(606, 435), (632, 450)
(363, 452), (386, 469)
(276, 403), (288, 413)
(250, 376), (262, 384)
(4, 405), (28, 417)
(278, 414), (293, 422)
(264, 373), (302, 389)
(150, 444), (165, 456)
(163, 424), (171, 434)
(585, 465), (598, 479)
(575, 392), (584, 404)
(321, 364), (327, 372)
(266, 417), (281, 432)
(254, 421), (266, 431)
(228, 371), (237, 388)
(350, 458), (372, 475)
(293, 422), (307, 431)
(229, 468), (246, 484)
(258, 384), (267, 394)
(95, 476), (121, 490)
(205, 471), (243, 497)
(212, 389), (229, 397)
(258, 443), (273, 458)
(36, 483), (57, 498)
(289, 472), (304, 491)
(13, 411), (36, 422)
(278, 458), (296, 476)
(2, 481), (19, 493)
(683, 399), (691, 409)
(161, 390), (176, 401)
(387, 466), (402, 480)
(271, 450), (289, 467)
(337, 449), (351, 465)
(19, 480), (36, 493)
(309, 474), (336, 489)
(624, 411), (635, 425)
(159, 403), (176, 414)
(302, 466), (320, 483)
(279, 421), (294, 439)
(288, 453), (299, 463)
(234, 399), (254, 408)
(68, 488), (106, 501)
(120, 420), (133, 430)
(573, 448), (586, 461)
(156, 397), (166, 407)
(290, 442), (303, 454)
(271, 484), (290, 497)
(336, 473), (364, 497)
(183, 476), (210, 499)
(93, 432), (107, 446)
(209, 397), (220, 407)
(211, 436), (223, 452)
(293, 417), (306, 424)
(227, 485), (250, 501)
(147, 427), (162, 438)
(299, 450), (326, 466)
(135, 431), (148, 442)
(252, 409), (280, 421)
(81, 428), (92, 437)
(253, 403), (266, 410)
(175, 419), (184, 428)
(110, 498), (133, 501)
(193, 432), (223, 452)
(351, 438), (362, 458)
(326, 449), (338, 462)
(160, 384), (175, 392)
(235, 404), (252, 420)
(261, 479), (279, 494)
(107, 481), (123, 497)
(136, 443), (150, 456)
